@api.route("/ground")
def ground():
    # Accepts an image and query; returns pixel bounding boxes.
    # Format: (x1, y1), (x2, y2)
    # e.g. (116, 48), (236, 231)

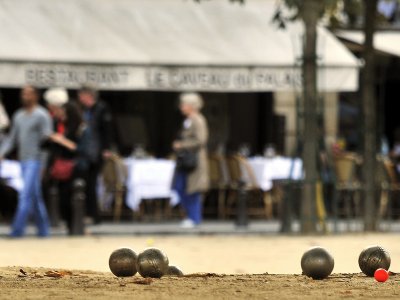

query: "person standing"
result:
(0, 85), (52, 237)
(173, 92), (209, 228)
(77, 84), (113, 224)
(44, 88), (87, 234)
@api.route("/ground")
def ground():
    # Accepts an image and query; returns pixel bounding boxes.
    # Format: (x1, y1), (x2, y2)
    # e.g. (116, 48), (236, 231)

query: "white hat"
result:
(180, 92), (204, 110)
(44, 87), (68, 106)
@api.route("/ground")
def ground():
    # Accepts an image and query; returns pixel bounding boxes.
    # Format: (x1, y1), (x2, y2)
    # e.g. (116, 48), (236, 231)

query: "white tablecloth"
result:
(248, 157), (303, 191)
(1, 158), (178, 211)
(124, 158), (177, 211)
(0, 160), (23, 192)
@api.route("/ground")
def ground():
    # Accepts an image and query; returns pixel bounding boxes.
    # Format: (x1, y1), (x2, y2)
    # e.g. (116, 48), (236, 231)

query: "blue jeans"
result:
(174, 171), (202, 224)
(11, 160), (50, 237)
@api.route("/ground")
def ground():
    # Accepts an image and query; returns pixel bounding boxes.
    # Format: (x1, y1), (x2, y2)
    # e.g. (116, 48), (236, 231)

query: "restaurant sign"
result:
(0, 62), (355, 92)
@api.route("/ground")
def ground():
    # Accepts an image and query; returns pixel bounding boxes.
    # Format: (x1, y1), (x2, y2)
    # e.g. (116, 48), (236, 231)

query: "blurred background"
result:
(0, 0), (399, 242)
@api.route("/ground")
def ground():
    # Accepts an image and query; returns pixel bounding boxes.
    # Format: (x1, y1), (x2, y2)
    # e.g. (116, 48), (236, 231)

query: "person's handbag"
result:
(50, 158), (75, 181)
(176, 150), (198, 172)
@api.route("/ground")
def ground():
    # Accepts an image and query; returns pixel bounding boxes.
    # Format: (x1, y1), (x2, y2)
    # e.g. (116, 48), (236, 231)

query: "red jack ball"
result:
(374, 268), (389, 282)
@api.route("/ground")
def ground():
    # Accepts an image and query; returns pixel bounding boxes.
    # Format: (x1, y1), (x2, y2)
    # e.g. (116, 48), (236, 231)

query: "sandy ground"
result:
(0, 234), (399, 299)
(0, 268), (399, 299)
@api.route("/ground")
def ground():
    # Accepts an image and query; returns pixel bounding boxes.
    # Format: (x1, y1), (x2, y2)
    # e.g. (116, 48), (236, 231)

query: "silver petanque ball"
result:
(301, 247), (334, 280)
(136, 248), (169, 278)
(166, 266), (184, 277)
(109, 248), (138, 277)
(358, 245), (391, 277)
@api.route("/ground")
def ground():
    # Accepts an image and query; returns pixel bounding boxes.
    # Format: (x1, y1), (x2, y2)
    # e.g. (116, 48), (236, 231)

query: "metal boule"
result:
(358, 245), (391, 277)
(166, 266), (184, 276)
(109, 248), (137, 277)
(301, 247), (334, 280)
(136, 248), (169, 278)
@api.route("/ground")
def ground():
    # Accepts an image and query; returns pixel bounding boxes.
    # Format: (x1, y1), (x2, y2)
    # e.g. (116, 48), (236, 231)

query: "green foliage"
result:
(274, 0), (338, 28)
(193, 0), (376, 29)
(275, 0), (365, 29)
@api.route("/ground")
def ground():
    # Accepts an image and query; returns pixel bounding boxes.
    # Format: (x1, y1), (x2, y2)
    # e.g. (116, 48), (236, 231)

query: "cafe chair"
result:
(101, 153), (128, 222)
(378, 156), (400, 228)
(332, 152), (363, 231)
(225, 154), (265, 218)
(206, 153), (230, 219)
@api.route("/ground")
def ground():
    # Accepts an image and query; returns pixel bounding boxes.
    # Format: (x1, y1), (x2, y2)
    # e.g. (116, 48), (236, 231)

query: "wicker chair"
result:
(332, 153), (363, 231)
(207, 154), (230, 219)
(225, 154), (265, 218)
(378, 157), (400, 224)
(101, 153), (128, 222)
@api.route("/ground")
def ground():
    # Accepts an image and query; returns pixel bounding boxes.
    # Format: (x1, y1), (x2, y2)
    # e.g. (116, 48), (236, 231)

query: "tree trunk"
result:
(300, 0), (322, 233)
(362, 0), (378, 231)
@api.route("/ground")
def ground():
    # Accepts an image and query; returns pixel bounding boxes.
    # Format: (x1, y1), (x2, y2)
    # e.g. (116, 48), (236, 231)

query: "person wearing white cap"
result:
(44, 87), (69, 120)
(172, 92), (209, 228)
(44, 87), (87, 235)
(44, 87), (68, 106)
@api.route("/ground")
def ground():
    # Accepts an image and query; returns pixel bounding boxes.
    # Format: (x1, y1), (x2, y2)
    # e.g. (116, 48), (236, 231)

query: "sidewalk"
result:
(0, 220), (399, 236)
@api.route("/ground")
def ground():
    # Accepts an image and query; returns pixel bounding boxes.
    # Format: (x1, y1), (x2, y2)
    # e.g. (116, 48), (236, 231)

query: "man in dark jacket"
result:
(78, 84), (113, 223)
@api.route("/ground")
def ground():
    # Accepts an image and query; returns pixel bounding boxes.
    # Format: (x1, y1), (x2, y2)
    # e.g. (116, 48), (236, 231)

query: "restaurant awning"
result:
(0, 0), (360, 92)
(336, 30), (400, 57)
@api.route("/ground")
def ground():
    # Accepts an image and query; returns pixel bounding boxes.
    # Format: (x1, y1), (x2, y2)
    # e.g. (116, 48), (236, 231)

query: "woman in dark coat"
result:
(45, 88), (87, 234)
